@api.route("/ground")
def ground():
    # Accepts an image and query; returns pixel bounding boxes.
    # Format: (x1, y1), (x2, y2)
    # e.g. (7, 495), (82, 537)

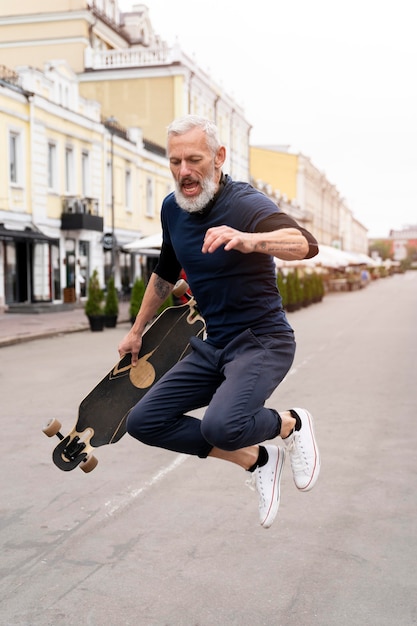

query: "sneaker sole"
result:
(291, 408), (320, 492)
(261, 447), (286, 528)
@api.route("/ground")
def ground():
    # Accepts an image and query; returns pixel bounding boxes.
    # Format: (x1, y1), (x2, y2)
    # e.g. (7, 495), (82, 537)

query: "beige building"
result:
(250, 145), (368, 254)
(0, 1), (250, 180)
(0, 61), (171, 308)
(0, 1), (251, 308)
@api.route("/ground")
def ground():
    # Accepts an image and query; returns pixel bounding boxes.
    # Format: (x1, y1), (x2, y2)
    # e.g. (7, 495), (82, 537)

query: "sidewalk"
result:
(0, 301), (131, 348)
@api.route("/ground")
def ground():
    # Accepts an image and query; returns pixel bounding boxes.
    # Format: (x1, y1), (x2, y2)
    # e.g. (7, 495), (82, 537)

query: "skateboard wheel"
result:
(42, 418), (62, 437)
(172, 279), (189, 297)
(80, 454), (98, 473)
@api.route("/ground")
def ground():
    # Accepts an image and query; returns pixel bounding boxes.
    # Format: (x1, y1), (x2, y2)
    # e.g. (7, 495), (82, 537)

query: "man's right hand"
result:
(118, 329), (143, 367)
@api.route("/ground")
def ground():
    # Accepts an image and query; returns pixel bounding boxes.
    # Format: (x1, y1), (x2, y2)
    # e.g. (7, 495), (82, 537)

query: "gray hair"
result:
(167, 115), (221, 155)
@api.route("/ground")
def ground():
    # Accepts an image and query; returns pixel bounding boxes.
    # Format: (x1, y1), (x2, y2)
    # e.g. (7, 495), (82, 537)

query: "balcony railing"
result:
(85, 43), (182, 70)
(61, 196), (103, 232)
(62, 196), (99, 215)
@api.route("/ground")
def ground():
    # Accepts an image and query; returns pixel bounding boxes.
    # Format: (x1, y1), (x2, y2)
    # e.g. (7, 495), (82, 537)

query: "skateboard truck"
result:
(43, 418), (98, 472)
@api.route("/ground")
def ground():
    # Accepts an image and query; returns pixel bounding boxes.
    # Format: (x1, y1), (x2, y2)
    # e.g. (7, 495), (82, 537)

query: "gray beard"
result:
(174, 177), (218, 213)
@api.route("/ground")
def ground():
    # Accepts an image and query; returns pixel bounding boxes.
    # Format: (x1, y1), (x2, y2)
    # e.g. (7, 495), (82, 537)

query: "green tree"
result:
(368, 239), (392, 260)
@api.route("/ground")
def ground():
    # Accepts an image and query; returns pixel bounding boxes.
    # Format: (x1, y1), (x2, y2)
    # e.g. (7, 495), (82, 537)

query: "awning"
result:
(0, 225), (59, 244)
(343, 251), (379, 266)
(124, 232), (163, 253)
(276, 244), (379, 270)
(313, 245), (356, 268)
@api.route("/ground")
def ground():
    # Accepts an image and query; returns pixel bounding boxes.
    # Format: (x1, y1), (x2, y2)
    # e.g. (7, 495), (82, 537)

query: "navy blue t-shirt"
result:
(159, 176), (293, 347)
(156, 177), (292, 347)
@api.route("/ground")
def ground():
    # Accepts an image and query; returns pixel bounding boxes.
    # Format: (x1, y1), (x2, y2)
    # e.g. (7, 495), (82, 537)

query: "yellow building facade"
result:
(0, 1), (250, 179)
(251, 145), (368, 253)
(0, 61), (171, 308)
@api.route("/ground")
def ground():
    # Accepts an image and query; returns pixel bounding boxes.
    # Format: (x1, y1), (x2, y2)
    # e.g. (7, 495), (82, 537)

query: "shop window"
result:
(78, 240), (89, 298)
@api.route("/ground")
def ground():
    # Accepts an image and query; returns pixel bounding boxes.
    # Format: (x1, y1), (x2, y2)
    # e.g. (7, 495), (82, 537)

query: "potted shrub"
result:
(104, 275), (119, 328)
(301, 273), (313, 307)
(293, 269), (302, 310)
(312, 272), (325, 303)
(129, 277), (145, 324)
(285, 271), (297, 312)
(84, 269), (104, 331)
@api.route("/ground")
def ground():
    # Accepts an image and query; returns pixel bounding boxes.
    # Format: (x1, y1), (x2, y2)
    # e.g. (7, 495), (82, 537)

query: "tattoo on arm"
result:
(154, 275), (171, 301)
(255, 240), (301, 253)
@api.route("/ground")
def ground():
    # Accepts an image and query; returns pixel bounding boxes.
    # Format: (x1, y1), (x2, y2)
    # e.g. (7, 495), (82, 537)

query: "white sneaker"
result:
(283, 408), (320, 491)
(248, 445), (286, 529)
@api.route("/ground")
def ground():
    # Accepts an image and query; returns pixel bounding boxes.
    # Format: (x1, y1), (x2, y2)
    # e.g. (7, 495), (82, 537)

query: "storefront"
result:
(0, 225), (60, 306)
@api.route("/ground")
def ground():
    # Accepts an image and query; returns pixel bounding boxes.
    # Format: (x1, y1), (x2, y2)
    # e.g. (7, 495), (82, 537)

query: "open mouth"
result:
(181, 179), (200, 196)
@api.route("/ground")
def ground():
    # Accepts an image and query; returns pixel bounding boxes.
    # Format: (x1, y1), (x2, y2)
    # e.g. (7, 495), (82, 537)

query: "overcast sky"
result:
(119, 0), (416, 238)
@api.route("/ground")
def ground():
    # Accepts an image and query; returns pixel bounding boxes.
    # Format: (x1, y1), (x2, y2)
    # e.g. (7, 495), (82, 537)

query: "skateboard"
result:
(42, 281), (205, 472)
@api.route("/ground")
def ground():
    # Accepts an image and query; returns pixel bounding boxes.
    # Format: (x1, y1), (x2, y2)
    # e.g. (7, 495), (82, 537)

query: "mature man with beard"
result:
(118, 115), (320, 528)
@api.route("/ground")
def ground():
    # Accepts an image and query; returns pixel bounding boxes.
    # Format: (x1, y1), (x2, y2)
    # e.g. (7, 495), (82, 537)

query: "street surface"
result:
(1, 273), (416, 626)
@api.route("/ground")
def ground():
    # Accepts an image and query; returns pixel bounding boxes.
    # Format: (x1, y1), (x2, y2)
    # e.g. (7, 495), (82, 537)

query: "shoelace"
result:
(245, 472), (256, 491)
(246, 471), (270, 512)
(288, 433), (309, 473)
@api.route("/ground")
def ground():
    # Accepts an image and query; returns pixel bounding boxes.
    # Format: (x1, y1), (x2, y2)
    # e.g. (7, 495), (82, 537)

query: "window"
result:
(78, 240), (89, 298)
(146, 177), (154, 217)
(81, 150), (90, 197)
(4, 242), (17, 303)
(120, 251), (132, 294)
(65, 146), (75, 194)
(106, 0), (115, 20)
(125, 168), (132, 211)
(51, 244), (61, 301)
(48, 142), (58, 191)
(33, 243), (50, 302)
(9, 131), (21, 184)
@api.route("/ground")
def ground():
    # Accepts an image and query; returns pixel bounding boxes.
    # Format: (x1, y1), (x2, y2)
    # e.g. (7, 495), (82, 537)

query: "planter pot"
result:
(286, 303), (301, 312)
(88, 315), (105, 331)
(104, 314), (118, 328)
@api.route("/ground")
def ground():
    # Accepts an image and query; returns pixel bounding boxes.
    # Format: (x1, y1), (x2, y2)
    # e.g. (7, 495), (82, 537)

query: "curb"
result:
(0, 316), (131, 348)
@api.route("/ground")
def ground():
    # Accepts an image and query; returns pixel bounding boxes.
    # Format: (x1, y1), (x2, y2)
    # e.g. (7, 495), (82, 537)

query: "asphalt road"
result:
(1, 273), (416, 626)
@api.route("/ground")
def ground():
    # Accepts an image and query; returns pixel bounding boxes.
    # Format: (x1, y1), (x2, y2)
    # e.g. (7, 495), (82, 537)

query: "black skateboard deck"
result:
(43, 297), (205, 472)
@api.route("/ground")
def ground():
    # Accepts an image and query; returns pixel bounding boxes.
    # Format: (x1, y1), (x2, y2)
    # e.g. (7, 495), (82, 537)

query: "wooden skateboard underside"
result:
(46, 300), (205, 471)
